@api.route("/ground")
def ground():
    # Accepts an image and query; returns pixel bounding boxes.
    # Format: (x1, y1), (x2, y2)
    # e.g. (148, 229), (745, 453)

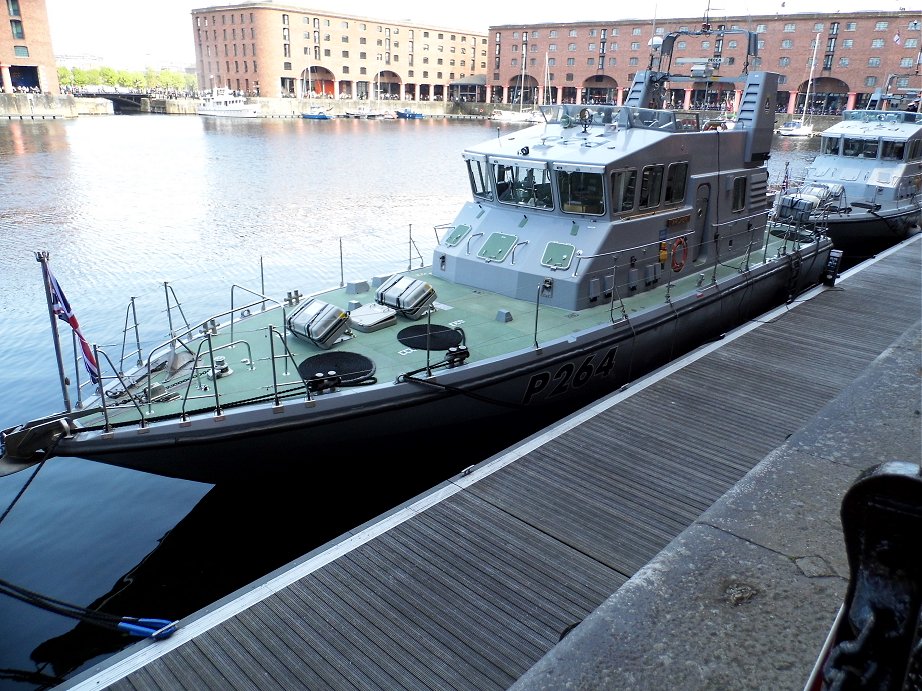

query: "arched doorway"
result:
(810, 77), (848, 115)
(300, 66), (336, 99)
(784, 76), (848, 116)
(581, 74), (618, 104)
(507, 74), (539, 106)
(375, 70), (402, 100)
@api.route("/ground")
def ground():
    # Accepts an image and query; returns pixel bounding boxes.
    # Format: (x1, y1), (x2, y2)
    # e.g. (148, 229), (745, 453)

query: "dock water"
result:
(62, 235), (921, 690)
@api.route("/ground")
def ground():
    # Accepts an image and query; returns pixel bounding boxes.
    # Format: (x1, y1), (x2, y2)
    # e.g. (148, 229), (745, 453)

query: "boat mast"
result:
(520, 30), (528, 112)
(804, 32), (820, 123)
(35, 251), (72, 412)
(544, 52), (550, 105)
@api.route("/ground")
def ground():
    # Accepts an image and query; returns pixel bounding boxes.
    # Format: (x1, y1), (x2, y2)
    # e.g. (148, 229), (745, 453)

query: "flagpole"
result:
(35, 251), (73, 412)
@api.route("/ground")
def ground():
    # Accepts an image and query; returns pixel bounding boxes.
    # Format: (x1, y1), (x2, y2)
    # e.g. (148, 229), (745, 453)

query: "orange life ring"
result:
(671, 237), (688, 272)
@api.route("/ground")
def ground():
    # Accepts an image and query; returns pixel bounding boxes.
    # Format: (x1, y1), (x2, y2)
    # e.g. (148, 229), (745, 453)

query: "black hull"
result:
(54, 245), (831, 483)
(825, 208), (921, 260)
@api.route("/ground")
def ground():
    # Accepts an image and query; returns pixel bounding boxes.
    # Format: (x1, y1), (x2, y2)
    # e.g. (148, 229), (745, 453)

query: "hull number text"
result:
(522, 347), (618, 405)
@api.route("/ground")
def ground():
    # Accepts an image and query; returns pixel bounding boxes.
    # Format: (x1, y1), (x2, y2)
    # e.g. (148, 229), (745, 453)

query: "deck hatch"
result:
(541, 242), (576, 269)
(444, 224), (472, 247)
(478, 232), (518, 262)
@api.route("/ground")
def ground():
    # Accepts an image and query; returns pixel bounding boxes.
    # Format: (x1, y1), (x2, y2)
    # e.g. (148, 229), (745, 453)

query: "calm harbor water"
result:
(0, 115), (821, 688)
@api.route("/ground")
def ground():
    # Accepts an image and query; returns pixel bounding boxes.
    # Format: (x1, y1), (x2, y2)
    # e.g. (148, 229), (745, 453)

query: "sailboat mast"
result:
(520, 29), (528, 112)
(805, 32), (820, 119)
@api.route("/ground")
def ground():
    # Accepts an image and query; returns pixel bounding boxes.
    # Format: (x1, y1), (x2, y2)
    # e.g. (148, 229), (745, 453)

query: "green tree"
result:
(57, 66), (74, 89)
(98, 66), (118, 86)
(58, 63), (195, 93)
(70, 67), (94, 88)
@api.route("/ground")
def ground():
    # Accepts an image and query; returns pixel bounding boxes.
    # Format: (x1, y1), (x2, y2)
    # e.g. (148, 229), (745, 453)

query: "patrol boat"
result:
(774, 78), (922, 255)
(1, 28), (836, 482)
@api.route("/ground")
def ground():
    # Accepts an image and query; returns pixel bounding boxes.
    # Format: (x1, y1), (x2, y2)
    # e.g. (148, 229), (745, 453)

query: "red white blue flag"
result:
(47, 267), (100, 384)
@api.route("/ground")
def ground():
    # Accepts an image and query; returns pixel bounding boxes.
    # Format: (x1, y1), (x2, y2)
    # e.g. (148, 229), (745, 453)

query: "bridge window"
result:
(638, 164), (665, 210)
(466, 158), (492, 201)
(496, 162), (554, 210)
(558, 169), (603, 214)
(881, 141), (905, 161)
(611, 169), (637, 212)
(821, 136), (840, 155)
(664, 162), (688, 205)
(908, 140), (922, 161)
(843, 138), (863, 156)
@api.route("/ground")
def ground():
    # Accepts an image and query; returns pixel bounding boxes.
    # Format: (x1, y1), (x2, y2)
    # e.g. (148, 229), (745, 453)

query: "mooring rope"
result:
(0, 440), (176, 640)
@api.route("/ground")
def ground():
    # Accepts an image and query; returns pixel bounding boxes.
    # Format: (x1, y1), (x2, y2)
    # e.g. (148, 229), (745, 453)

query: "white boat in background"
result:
(0, 27), (835, 483)
(778, 32), (819, 137)
(491, 108), (544, 123)
(344, 105), (386, 119)
(774, 79), (922, 254)
(777, 119), (814, 137)
(197, 88), (259, 118)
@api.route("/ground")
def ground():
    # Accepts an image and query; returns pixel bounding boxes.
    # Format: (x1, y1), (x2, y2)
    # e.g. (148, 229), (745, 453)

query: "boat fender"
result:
(671, 237), (688, 272)
(658, 242), (668, 264)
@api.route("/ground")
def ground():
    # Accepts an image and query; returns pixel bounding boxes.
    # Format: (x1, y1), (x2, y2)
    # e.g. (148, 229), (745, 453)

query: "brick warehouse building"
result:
(3, 2), (918, 115)
(190, 3), (489, 100)
(490, 11), (921, 114)
(189, 4), (919, 114)
(0, 0), (58, 94)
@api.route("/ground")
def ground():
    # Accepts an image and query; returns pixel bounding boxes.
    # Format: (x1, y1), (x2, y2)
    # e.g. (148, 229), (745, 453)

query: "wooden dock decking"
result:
(64, 236), (922, 691)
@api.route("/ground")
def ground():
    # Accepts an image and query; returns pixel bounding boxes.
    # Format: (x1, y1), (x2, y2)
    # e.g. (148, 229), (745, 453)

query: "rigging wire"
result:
(0, 442), (176, 640)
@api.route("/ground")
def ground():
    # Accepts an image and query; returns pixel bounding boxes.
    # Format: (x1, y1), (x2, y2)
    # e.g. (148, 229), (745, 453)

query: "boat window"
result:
(466, 158), (492, 201)
(861, 140), (879, 159)
(909, 140), (922, 162)
(664, 162), (688, 205)
(821, 136), (840, 155)
(880, 140), (905, 161)
(610, 169), (637, 213)
(843, 138), (863, 157)
(558, 170), (605, 215)
(493, 161), (553, 210)
(732, 177), (747, 212)
(638, 164), (664, 210)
